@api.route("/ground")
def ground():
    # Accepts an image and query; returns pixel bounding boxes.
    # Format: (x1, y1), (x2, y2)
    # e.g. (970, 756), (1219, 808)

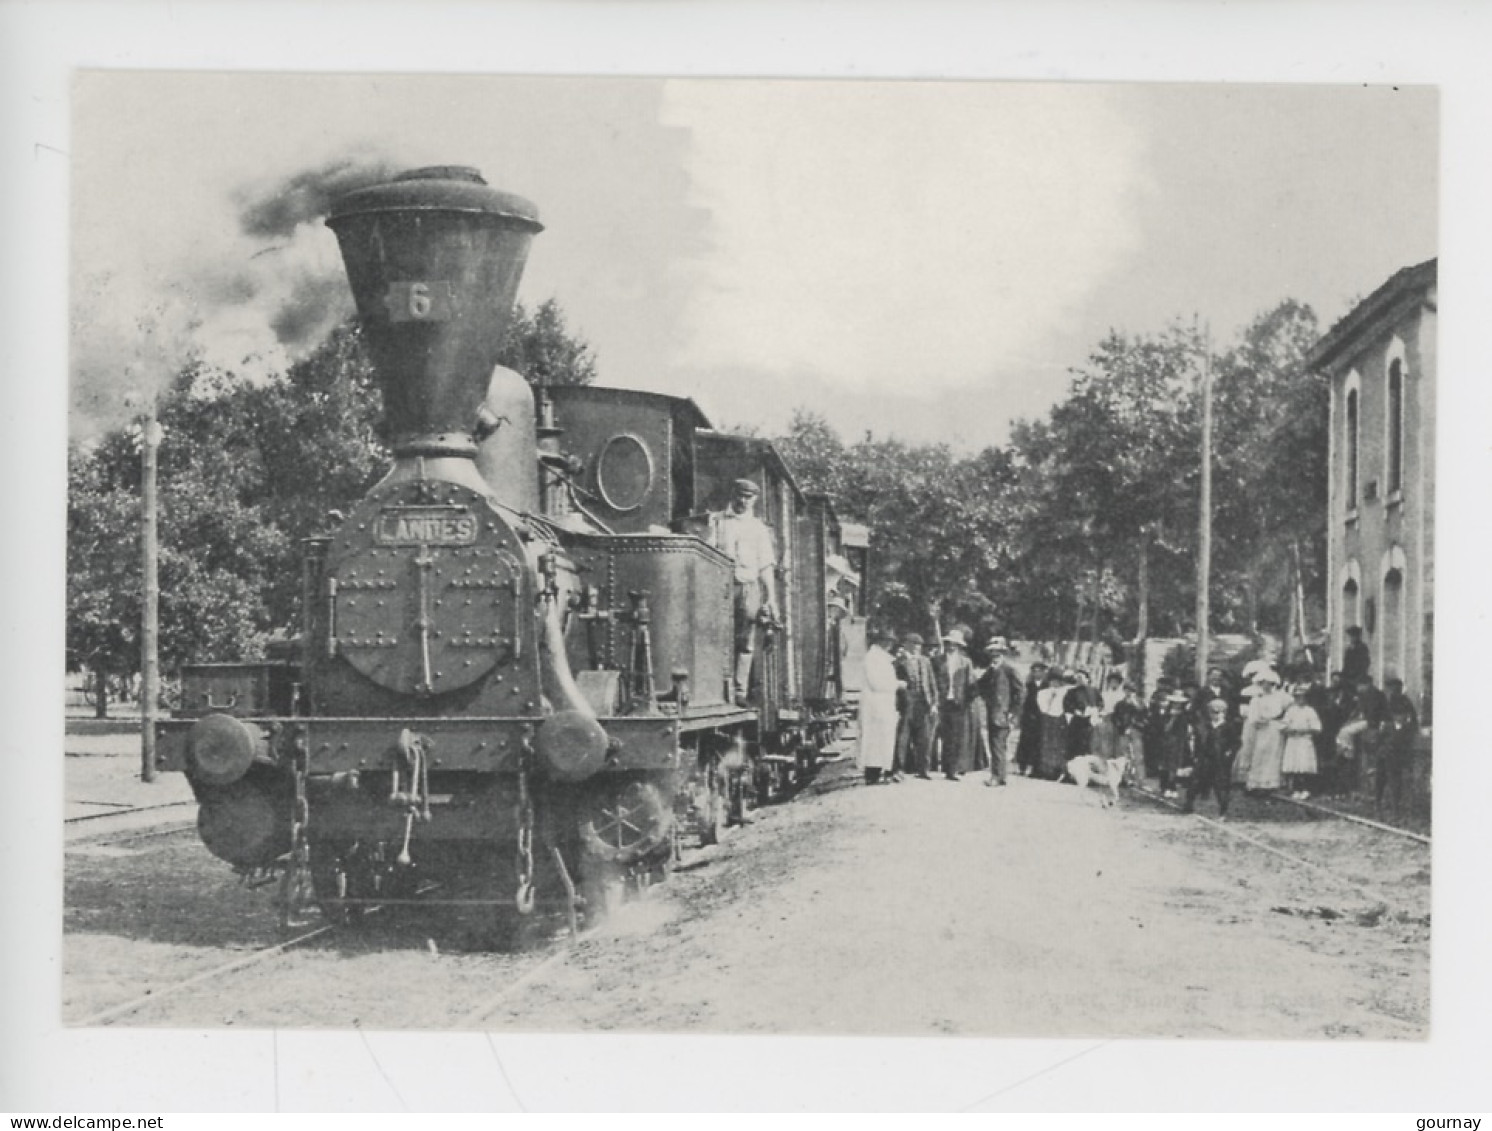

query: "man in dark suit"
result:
(894, 633), (938, 779)
(1377, 676), (1419, 815)
(979, 637), (1021, 787)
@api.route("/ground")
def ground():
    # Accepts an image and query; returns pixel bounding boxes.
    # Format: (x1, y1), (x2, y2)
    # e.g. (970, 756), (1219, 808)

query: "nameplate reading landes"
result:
(375, 507), (478, 547)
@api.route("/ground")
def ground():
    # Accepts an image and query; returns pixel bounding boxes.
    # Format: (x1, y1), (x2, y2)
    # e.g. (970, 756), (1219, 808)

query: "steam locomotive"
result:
(153, 166), (870, 933)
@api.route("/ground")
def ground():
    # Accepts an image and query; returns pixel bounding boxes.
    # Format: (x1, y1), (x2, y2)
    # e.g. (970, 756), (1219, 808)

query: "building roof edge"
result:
(1309, 258), (1438, 373)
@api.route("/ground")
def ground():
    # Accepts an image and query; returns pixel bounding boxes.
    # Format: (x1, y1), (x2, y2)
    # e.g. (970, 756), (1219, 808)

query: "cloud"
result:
(659, 80), (1147, 402)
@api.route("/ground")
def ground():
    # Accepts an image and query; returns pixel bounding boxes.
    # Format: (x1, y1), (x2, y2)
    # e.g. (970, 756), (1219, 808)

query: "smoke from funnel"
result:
(70, 153), (402, 438)
(238, 157), (401, 240)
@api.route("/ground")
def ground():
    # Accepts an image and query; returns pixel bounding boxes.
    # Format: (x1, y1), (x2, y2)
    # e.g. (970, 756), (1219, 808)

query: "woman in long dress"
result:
(1242, 671), (1291, 793)
(857, 630), (903, 784)
(1036, 673), (1070, 780)
(1013, 663), (1049, 776)
(1280, 684), (1322, 800)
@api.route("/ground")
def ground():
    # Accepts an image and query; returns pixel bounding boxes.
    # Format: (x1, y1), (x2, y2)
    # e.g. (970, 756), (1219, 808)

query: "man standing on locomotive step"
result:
(710, 478), (780, 706)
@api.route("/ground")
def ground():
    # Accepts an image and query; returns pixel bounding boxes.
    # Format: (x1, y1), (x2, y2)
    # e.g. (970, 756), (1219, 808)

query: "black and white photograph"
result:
(7, 0), (1492, 1115)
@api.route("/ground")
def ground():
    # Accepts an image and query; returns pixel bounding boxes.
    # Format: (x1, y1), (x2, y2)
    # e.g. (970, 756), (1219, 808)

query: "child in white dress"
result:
(1280, 684), (1323, 800)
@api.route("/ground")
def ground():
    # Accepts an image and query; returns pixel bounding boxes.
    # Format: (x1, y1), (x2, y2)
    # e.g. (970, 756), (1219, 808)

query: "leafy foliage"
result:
(775, 410), (1020, 639)
(497, 299), (598, 387)
(773, 301), (1325, 650)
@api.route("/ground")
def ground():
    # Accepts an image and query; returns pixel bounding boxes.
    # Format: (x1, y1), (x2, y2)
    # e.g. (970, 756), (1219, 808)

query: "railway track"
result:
(65, 799), (196, 825)
(66, 793), (755, 1028)
(70, 862), (669, 1028)
(73, 923), (336, 1027)
(1128, 782), (1430, 913)
(1275, 793), (1430, 844)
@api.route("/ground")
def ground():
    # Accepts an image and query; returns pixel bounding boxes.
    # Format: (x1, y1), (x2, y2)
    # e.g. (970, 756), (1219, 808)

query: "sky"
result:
(69, 73), (1437, 447)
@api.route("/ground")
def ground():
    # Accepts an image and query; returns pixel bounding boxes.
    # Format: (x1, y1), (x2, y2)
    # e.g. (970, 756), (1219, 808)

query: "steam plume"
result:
(237, 157), (399, 240)
(71, 154), (401, 438)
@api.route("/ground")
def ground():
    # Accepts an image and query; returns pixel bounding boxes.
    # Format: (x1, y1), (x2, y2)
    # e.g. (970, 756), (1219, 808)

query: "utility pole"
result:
(1195, 324), (1213, 685)
(140, 393), (162, 783)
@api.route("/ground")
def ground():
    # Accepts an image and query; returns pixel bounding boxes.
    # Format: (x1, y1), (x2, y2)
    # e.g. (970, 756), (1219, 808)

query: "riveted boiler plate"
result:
(332, 500), (523, 696)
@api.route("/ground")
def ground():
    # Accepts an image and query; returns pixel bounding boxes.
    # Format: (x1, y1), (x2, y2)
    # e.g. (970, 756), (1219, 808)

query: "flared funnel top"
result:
(326, 167), (543, 458)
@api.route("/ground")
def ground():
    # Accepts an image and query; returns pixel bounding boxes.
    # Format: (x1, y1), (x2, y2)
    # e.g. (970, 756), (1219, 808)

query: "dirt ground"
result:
(471, 767), (1428, 1039)
(64, 752), (1429, 1038)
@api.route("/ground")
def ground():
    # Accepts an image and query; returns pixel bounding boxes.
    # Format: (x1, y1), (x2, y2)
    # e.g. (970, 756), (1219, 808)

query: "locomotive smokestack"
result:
(326, 166), (542, 460)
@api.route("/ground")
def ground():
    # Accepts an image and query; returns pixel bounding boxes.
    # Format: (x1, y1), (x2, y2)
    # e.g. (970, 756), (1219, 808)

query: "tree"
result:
(773, 412), (1020, 640)
(67, 442), (144, 711)
(1004, 324), (1205, 643)
(1208, 300), (1324, 642)
(498, 299), (598, 387)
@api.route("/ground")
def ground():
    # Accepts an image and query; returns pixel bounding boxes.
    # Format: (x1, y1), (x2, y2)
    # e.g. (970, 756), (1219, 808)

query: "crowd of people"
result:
(856, 623), (1423, 818)
(858, 626), (1024, 788)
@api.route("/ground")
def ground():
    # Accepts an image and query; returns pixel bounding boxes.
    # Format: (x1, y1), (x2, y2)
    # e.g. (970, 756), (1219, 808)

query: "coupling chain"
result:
(514, 754), (536, 915)
(279, 730), (312, 930)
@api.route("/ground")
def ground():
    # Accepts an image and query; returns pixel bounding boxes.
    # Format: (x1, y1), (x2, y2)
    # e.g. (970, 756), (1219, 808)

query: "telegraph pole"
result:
(1195, 325), (1213, 685)
(140, 393), (161, 783)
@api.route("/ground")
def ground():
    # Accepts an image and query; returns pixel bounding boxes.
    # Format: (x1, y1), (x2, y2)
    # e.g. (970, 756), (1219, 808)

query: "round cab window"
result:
(596, 434), (654, 512)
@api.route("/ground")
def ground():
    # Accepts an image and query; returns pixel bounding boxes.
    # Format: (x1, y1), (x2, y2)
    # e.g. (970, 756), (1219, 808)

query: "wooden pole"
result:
(140, 398), (161, 783)
(1196, 326), (1212, 685)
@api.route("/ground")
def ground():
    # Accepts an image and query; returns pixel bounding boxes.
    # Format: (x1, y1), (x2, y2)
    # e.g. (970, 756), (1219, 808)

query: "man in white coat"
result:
(858, 628), (904, 784)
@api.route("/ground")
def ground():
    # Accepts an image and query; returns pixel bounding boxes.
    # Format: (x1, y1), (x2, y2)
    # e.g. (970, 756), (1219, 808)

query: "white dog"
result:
(1065, 755), (1129, 807)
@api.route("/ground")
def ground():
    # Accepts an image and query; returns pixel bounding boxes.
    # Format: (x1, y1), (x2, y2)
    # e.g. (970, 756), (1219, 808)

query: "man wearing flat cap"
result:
(710, 477), (780, 705)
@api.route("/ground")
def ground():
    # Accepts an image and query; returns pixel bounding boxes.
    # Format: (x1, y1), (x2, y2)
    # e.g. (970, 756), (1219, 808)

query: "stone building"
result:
(1310, 258), (1436, 720)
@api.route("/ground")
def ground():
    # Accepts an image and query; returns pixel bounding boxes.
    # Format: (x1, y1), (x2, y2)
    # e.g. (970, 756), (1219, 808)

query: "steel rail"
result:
(72, 923), (334, 1027)
(1129, 784), (1408, 908)
(456, 943), (576, 1027)
(64, 800), (195, 824)
(1274, 793), (1431, 845)
(67, 822), (198, 848)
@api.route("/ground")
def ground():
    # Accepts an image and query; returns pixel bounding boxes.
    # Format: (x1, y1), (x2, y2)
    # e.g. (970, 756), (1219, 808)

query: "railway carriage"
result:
(154, 165), (868, 935)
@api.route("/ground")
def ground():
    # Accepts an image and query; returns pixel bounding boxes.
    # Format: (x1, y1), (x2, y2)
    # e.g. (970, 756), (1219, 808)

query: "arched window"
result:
(1344, 370), (1361, 513)
(1388, 358), (1404, 496)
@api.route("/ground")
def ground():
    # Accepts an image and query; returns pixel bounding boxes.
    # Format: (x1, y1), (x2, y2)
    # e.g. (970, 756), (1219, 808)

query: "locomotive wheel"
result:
(577, 780), (672, 927)
(579, 780), (672, 868)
